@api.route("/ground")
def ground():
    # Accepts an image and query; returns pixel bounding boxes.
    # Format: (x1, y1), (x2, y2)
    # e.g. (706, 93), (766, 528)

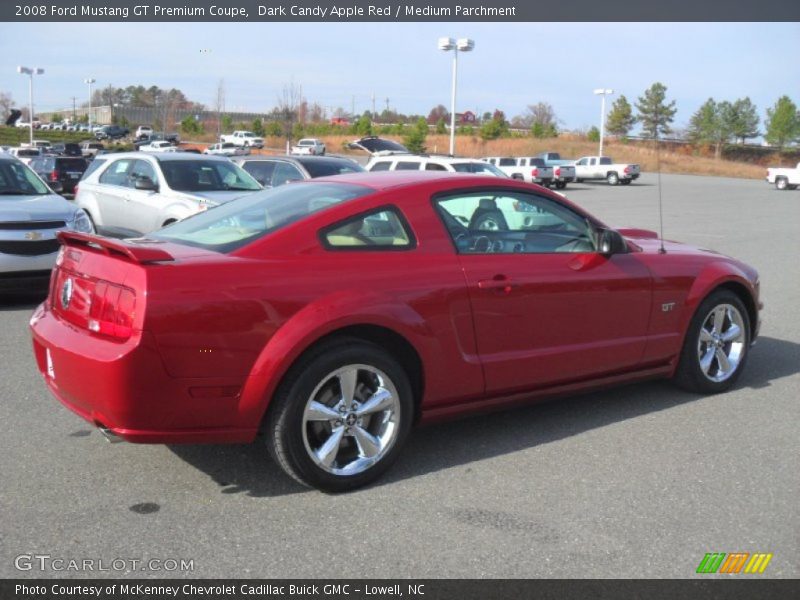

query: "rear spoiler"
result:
(57, 231), (174, 264)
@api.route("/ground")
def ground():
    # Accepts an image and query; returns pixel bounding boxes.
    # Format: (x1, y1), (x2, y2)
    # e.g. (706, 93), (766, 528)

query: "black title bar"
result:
(4, 0), (800, 22)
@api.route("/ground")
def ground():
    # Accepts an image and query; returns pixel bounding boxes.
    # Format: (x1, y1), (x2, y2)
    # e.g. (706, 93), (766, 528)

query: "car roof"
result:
(311, 170), (517, 191)
(91, 151), (231, 162)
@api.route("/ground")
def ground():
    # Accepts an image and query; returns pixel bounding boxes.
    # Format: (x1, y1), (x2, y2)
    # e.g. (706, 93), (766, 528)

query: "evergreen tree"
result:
(606, 95), (636, 137)
(403, 117), (428, 153)
(727, 97), (760, 144)
(635, 83), (677, 139)
(764, 96), (800, 149)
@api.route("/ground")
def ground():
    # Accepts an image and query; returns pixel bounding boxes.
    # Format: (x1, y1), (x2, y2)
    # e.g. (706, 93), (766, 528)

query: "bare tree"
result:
(0, 91), (14, 120)
(276, 82), (302, 151)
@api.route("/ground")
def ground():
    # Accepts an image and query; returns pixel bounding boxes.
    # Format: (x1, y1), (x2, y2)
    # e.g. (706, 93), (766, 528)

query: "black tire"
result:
(620, 179), (631, 185)
(775, 177), (788, 191)
(265, 337), (414, 492)
(555, 181), (567, 190)
(673, 289), (750, 394)
(511, 173), (524, 181)
(607, 172), (619, 186)
(789, 184), (798, 190)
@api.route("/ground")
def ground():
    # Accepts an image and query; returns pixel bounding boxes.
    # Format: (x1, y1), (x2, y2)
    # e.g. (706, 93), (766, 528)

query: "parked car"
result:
(291, 138), (326, 156)
(138, 140), (179, 153)
(31, 140), (52, 152)
(7, 147), (42, 165)
(347, 136), (410, 156)
(0, 154), (94, 292)
(29, 155), (89, 195)
(220, 131), (264, 149)
(74, 152), (262, 237)
(366, 154), (508, 177)
(80, 142), (105, 158)
(766, 162), (800, 190)
(30, 171), (761, 491)
(232, 155), (365, 187)
(573, 156), (640, 185)
(482, 156), (554, 186)
(204, 142), (249, 157)
(95, 125), (129, 140)
(135, 125), (154, 139)
(50, 143), (83, 157)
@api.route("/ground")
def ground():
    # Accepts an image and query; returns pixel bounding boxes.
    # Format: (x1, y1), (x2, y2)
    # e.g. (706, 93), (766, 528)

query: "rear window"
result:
(241, 161), (276, 186)
(296, 158), (364, 178)
(451, 162), (507, 177)
(57, 158), (88, 171)
(153, 182), (371, 253)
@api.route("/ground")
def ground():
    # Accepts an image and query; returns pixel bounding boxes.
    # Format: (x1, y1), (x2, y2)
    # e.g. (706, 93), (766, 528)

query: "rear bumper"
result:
(29, 302), (257, 444)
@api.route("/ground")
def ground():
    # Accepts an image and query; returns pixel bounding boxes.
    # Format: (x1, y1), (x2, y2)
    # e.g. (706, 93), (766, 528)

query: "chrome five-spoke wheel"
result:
(697, 304), (746, 383)
(302, 365), (401, 476)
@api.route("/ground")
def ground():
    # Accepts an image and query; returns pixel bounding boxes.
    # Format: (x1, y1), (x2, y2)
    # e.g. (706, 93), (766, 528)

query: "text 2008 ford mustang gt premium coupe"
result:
(30, 172), (760, 491)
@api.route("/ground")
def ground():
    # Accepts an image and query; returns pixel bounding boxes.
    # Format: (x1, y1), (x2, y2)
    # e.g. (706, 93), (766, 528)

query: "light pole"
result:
(17, 66), (44, 145)
(85, 78), (96, 129)
(593, 88), (614, 157)
(438, 37), (474, 156)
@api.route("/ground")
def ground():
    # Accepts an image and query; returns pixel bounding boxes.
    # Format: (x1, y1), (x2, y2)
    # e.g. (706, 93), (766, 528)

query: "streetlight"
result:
(593, 88), (614, 157)
(85, 78), (96, 129)
(16, 66), (44, 145)
(438, 37), (474, 156)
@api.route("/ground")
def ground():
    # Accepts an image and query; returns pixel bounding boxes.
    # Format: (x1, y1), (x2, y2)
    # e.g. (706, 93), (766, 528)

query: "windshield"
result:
(0, 159), (50, 196)
(451, 162), (508, 177)
(297, 158), (365, 178)
(153, 182), (371, 253)
(160, 160), (262, 192)
(349, 137), (409, 153)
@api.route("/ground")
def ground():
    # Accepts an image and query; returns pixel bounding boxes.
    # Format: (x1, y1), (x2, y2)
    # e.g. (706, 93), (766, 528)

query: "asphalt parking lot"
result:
(0, 173), (797, 579)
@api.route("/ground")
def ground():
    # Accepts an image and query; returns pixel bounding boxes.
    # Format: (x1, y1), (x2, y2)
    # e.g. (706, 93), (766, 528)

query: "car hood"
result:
(619, 228), (724, 257)
(0, 194), (77, 222)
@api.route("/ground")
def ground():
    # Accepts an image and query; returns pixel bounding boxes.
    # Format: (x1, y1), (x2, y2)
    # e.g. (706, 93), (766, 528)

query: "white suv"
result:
(365, 155), (508, 177)
(75, 153), (262, 237)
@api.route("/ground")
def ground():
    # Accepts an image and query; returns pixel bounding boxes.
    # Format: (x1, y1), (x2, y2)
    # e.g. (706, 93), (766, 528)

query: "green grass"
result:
(0, 126), (96, 146)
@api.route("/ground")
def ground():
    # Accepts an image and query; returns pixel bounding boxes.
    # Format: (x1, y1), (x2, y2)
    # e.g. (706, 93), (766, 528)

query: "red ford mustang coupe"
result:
(30, 172), (760, 491)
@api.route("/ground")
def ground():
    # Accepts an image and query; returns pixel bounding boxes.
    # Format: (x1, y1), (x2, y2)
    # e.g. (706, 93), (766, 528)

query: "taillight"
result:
(49, 170), (58, 181)
(531, 168), (539, 177)
(624, 166), (631, 174)
(555, 167), (561, 177)
(88, 281), (135, 340)
(74, 184), (79, 196)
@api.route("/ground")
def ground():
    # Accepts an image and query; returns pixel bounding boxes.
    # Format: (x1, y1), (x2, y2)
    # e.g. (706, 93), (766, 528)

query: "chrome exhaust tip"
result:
(99, 427), (125, 444)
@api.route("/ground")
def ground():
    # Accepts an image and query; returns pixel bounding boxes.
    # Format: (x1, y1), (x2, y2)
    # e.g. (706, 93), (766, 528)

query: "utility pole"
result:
(71, 97), (77, 120)
(351, 95), (355, 118)
(385, 97), (389, 112)
(371, 92), (376, 116)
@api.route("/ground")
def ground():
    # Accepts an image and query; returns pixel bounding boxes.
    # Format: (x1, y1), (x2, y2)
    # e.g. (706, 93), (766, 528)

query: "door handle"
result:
(478, 275), (514, 294)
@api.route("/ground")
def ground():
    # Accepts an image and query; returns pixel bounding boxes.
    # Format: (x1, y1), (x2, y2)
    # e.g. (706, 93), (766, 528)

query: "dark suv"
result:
(29, 155), (89, 194)
(95, 125), (129, 140)
(50, 143), (82, 157)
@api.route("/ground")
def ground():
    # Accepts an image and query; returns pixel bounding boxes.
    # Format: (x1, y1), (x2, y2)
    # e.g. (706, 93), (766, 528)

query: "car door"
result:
(95, 158), (136, 232)
(124, 158), (163, 234)
(435, 188), (653, 395)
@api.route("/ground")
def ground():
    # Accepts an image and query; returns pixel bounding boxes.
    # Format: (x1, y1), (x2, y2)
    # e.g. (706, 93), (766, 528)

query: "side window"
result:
(130, 160), (157, 185)
(589, 158), (597, 166)
(435, 191), (596, 254)
(425, 162), (447, 171)
(395, 161), (421, 171)
(322, 208), (414, 250)
(498, 158), (516, 167)
(271, 162), (304, 187)
(369, 161), (391, 172)
(99, 159), (133, 187)
(576, 158), (587, 166)
(242, 161), (276, 186)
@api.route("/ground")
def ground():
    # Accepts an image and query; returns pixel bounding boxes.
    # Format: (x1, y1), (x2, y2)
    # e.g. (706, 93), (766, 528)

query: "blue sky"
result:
(1, 21), (798, 132)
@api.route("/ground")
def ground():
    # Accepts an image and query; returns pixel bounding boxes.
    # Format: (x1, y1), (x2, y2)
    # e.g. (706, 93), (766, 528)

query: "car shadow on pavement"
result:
(168, 335), (798, 497)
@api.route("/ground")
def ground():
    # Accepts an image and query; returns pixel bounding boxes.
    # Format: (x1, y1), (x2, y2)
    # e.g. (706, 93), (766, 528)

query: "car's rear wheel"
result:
(266, 338), (413, 492)
(607, 172), (619, 185)
(775, 177), (788, 190)
(674, 290), (750, 394)
(555, 181), (567, 190)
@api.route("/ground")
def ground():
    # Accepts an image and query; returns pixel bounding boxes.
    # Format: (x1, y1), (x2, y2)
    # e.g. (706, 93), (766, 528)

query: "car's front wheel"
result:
(266, 338), (414, 492)
(674, 290), (750, 394)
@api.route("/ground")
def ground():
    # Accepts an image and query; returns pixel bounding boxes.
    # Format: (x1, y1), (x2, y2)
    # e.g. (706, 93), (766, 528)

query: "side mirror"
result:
(134, 176), (158, 191)
(597, 228), (627, 255)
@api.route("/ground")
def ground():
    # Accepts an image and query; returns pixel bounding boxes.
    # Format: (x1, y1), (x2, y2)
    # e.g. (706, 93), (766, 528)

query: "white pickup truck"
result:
(482, 157), (554, 186)
(573, 156), (640, 185)
(139, 140), (178, 153)
(220, 131), (264, 149)
(291, 138), (326, 156)
(766, 162), (800, 190)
